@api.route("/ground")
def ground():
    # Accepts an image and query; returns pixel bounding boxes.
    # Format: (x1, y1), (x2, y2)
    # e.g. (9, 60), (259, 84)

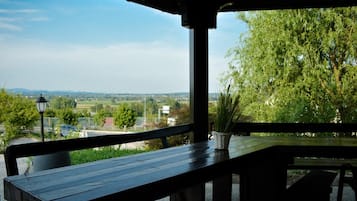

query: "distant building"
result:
(103, 117), (114, 129)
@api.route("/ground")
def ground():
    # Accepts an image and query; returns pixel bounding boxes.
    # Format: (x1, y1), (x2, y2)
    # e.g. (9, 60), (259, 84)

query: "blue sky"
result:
(0, 0), (247, 93)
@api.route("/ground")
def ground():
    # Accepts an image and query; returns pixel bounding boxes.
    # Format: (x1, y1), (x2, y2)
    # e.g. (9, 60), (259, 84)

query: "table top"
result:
(4, 136), (357, 201)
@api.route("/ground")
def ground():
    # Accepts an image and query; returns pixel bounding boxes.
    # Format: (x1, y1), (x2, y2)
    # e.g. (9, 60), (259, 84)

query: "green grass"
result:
(70, 147), (148, 165)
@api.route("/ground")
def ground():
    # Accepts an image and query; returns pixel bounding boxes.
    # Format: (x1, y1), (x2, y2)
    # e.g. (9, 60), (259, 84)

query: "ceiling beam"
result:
(127, 0), (357, 16)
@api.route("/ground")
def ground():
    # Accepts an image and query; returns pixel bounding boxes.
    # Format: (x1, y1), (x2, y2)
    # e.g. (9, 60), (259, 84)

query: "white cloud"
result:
(29, 17), (49, 22)
(0, 9), (40, 14)
(0, 21), (21, 31)
(0, 8), (48, 31)
(0, 17), (19, 22)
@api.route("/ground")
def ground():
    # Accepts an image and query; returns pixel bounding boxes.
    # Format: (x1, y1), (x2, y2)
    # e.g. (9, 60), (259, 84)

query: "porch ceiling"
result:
(127, 0), (357, 14)
(127, 0), (357, 28)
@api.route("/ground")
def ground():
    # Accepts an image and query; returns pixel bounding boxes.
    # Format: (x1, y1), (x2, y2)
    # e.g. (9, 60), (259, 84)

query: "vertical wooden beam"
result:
(170, 185), (205, 201)
(190, 27), (209, 143)
(170, 26), (209, 201)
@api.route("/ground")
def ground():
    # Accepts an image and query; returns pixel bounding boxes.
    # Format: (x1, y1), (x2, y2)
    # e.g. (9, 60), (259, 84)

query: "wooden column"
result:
(190, 27), (209, 143)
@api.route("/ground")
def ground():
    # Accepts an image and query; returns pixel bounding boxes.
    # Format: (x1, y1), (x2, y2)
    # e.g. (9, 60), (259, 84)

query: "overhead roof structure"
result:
(127, 0), (357, 142)
(128, 0), (357, 28)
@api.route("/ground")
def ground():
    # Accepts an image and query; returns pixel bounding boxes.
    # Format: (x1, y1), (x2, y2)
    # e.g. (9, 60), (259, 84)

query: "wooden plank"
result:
(289, 158), (357, 169)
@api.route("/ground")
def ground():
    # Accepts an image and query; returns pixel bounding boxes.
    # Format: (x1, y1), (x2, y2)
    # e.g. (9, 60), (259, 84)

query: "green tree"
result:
(51, 97), (77, 110)
(171, 103), (190, 125)
(0, 89), (11, 124)
(45, 108), (57, 118)
(113, 104), (137, 129)
(130, 102), (144, 117)
(227, 8), (357, 123)
(163, 97), (181, 111)
(57, 109), (78, 126)
(93, 110), (107, 127)
(0, 89), (38, 142)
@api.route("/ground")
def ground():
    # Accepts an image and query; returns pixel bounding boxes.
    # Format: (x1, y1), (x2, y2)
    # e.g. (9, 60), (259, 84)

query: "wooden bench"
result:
(289, 157), (357, 201)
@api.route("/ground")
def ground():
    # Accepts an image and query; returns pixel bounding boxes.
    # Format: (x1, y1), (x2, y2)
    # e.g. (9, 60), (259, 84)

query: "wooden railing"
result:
(5, 123), (193, 176)
(6, 122), (357, 176)
(232, 122), (357, 136)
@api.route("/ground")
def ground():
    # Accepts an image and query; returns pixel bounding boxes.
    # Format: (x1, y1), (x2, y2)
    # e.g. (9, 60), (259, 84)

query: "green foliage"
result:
(90, 103), (104, 113)
(93, 110), (107, 127)
(163, 97), (181, 111)
(214, 85), (241, 132)
(50, 97), (77, 110)
(70, 147), (147, 165)
(130, 102), (144, 116)
(113, 103), (137, 129)
(171, 104), (190, 125)
(77, 110), (91, 118)
(45, 108), (57, 117)
(146, 103), (191, 149)
(0, 89), (38, 143)
(0, 89), (11, 124)
(145, 133), (192, 150)
(146, 97), (158, 116)
(227, 8), (357, 123)
(57, 108), (78, 126)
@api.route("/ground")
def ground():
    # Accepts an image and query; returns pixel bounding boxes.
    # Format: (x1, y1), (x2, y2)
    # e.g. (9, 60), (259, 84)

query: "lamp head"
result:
(36, 94), (48, 113)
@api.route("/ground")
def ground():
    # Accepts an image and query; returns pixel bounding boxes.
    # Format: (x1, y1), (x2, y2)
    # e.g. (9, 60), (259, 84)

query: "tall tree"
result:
(113, 103), (137, 129)
(50, 97), (77, 110)
(0, 89), (38, 142)
(57, 108), (78, 126)
(227, 8), (357, 123)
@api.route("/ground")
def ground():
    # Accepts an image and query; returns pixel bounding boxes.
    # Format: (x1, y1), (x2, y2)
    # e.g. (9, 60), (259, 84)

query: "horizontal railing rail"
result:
(7, 122), (357, 176)
(5, 123), (193, 176)
(232, 122), (357, 135)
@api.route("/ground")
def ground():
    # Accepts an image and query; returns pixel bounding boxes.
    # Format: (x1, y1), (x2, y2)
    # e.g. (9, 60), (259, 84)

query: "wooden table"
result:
(4, 136), (357, 201)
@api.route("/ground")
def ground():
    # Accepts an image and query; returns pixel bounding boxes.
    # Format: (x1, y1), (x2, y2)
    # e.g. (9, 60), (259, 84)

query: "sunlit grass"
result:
(70, 146), (148, 165)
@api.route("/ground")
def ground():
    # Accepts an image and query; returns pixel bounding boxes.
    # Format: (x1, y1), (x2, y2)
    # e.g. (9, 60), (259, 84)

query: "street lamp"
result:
(36, 94), (47, 142)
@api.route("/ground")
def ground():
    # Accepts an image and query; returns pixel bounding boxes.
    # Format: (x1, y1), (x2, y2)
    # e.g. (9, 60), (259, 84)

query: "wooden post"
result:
(190, 28), (209, 143)
(170, 185), (205, 201)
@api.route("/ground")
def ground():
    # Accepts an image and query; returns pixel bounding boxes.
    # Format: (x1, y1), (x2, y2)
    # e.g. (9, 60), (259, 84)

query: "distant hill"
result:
(7, 88), (102, 97)
(5, 88), (218, 100)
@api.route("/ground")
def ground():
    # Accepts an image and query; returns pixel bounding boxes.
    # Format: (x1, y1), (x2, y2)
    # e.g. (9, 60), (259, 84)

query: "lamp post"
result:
(36, 94), (47, 142)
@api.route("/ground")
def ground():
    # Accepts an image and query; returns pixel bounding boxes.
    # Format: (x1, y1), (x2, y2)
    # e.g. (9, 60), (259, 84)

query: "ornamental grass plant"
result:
(214, 85), (241, 133)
